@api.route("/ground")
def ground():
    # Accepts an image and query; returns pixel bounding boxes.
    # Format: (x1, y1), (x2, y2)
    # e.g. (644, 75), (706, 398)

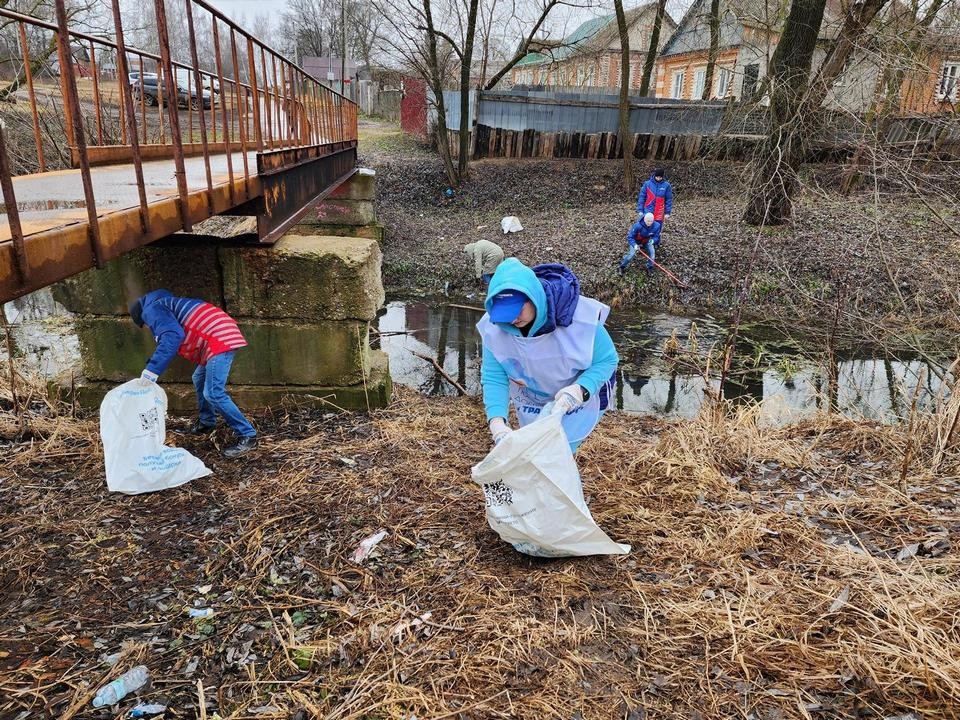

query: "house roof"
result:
(514, 4), (667, 67)
(661, 0), (789, 57)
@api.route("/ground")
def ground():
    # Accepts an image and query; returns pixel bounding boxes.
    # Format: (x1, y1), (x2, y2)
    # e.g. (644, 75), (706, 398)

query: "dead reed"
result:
(1, 377), (958, 719)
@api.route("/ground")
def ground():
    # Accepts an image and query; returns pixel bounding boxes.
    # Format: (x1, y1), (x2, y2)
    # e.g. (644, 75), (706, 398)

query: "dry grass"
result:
(1, 369), (959, 719)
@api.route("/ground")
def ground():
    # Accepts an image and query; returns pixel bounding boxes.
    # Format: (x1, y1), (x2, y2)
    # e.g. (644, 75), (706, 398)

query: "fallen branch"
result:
(410, 350), (467, 395)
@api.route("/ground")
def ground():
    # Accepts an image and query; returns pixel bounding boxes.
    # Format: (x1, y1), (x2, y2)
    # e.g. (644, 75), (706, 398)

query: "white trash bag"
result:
(500, 215), (523, 234)
(471, 412), (630, 557)
(100, 380), (211, 494)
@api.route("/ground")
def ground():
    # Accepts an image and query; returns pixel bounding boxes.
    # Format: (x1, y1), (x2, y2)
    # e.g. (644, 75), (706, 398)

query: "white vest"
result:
(478, 296), (610, 445)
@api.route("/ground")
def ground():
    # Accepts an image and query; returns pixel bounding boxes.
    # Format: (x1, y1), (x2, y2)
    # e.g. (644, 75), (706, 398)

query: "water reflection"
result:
(375, 298), (950, 424)
(376, 300), (483, 396)
(2, 290), (80, 381)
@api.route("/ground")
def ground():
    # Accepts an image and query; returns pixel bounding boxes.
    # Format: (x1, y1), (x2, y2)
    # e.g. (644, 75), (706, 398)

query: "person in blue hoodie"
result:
(618, 211), (663, 274)
(478, 259), (619, 453)
(637, 167), (673, 223)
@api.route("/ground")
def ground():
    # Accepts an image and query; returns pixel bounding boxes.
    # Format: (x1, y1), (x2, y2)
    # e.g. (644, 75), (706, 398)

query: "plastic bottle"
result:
(188, 607), (214, 618)
(91, 665), (150, 708)
(129, 703), (167, 718)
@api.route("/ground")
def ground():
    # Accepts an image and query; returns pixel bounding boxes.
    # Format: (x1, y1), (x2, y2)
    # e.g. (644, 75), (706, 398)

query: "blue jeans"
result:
(192, 351), (256, 438)
(619, 240), (660, 271)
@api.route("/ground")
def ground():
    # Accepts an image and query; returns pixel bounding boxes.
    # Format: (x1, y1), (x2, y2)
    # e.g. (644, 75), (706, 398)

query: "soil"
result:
(2, 389), (959, 718)
(359, 121), (960, 331)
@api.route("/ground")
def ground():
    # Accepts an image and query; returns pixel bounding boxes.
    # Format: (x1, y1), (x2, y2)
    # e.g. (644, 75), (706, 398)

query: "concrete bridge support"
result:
(52, 170), (391, 411)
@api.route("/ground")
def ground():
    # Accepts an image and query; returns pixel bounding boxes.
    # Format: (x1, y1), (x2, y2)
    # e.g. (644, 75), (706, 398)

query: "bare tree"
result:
(638, 0), (666, 96)
(742, 0), (828, 225)
(349, 0), (383, 67)
(613, 0), (633, 191)
(457, 0), (479, 178)
(280, 0), (330, 59)
(702, 0), (720, 99)
(743, 0), (895, 224)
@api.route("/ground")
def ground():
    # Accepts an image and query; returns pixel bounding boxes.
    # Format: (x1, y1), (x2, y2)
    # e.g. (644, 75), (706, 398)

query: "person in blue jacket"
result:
(619, 212), (662, 274)
(637, 167), (673, 223)
(477, 259), (619, 453)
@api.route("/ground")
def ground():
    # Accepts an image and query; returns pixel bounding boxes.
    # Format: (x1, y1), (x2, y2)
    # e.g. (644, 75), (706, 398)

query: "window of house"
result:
(671, 70), (685, 99)
(742, 63), (760, 98)
(586, 65), (595, 86)
(693, 67), (707, 99)
(577, 63), (585, 84)
(938, 62), (960, 101)
(714, 67), (731, 98)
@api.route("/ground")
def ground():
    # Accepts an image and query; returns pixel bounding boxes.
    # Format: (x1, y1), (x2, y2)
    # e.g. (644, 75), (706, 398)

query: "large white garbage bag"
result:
(471, 412), (630, 557)
(100, 380), (211, 494)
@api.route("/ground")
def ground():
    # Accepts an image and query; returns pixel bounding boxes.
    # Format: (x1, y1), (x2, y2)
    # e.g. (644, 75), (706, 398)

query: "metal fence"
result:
(433, 88), (729, 136)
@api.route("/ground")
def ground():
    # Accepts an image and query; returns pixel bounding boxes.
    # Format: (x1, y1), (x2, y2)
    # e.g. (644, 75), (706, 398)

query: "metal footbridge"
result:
(0, 0), (358, 303)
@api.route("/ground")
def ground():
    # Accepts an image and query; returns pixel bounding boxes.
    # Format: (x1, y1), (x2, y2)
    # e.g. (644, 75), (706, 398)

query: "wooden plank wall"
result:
(446, 125), (760, 161)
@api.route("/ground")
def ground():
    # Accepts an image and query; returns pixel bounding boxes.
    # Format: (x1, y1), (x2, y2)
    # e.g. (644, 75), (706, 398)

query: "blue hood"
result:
(138, 288), (173, 309)
(485, 259), (579, 337)
(130, 289), (173, 326)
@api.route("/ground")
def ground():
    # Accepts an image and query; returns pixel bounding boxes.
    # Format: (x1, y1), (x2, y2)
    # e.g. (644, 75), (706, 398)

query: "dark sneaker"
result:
(223, 436), (258, 458)
(186, 420), (217, 435)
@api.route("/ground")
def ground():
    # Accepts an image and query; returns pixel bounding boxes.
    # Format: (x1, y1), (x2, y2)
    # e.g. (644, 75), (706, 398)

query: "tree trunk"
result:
(614, 0), (634, 192)
(423, 0), (457, 186)
(477, 0), (498, 88)
(458, 0), (479, 180)
(742, 0), (827, 226)
(638, 0), (666, 97)
(703, 0), (720, 99)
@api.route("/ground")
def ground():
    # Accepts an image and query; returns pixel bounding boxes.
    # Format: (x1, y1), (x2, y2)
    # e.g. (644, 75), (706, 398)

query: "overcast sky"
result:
(201, 0), (696, 41)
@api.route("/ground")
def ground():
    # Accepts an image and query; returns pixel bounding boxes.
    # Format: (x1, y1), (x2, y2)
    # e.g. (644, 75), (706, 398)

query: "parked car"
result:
(128, 70), (157, 87)
(174, 68), (220, 94)
(132, 75), (211, 110)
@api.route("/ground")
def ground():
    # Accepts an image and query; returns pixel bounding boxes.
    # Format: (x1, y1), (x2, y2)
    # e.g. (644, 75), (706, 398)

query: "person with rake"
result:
(618, 211), (662, 275)
(129, 289), (258, 459)
(478, 259), (619, 453)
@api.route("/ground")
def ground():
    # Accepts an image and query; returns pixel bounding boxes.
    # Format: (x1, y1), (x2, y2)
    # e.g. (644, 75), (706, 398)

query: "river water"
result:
(3, 291), (950, 424)
(375, 296), (951, 425)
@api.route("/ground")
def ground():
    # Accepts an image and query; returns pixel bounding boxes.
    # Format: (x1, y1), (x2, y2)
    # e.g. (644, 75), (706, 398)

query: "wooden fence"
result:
(446, 125), (761, 161)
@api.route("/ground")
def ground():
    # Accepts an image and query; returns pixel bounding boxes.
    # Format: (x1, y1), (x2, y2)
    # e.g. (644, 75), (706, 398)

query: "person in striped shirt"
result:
(129, 289), (258, 458)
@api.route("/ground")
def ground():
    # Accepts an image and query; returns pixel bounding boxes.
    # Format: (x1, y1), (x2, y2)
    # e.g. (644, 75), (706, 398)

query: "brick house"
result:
(892, 29), (960, 113)
(655, 0), (960, 114)
(509, 4), (677, 91)
(654, 0), (792, 102)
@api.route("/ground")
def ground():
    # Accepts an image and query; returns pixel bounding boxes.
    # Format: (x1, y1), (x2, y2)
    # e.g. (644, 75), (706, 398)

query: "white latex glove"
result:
(552, 384), (584, 415)
(136, 369), (158, 387)
(489, 417), (512, 445)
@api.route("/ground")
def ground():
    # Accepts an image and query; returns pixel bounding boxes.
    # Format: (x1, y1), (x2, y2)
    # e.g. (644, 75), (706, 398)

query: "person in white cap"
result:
(618, 212), (662, 274)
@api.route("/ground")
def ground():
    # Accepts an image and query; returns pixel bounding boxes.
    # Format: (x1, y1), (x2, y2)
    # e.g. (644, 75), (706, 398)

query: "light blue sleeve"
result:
(576, 326), (619, 396)
(481, 345), (510, 422)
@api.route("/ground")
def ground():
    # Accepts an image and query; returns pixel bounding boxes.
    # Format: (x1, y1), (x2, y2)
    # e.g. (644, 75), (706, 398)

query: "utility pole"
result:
(340, 0), (346, 99)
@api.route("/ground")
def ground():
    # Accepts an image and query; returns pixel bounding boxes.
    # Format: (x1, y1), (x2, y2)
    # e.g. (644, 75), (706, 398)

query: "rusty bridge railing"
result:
(0, 0), (358, 291)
